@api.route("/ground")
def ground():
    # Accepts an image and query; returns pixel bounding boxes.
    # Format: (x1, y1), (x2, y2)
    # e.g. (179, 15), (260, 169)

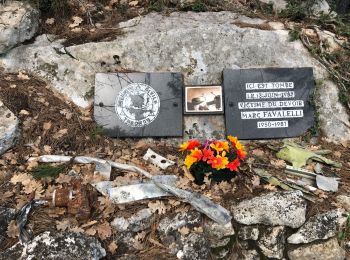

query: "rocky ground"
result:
(0, 0), (350, 259)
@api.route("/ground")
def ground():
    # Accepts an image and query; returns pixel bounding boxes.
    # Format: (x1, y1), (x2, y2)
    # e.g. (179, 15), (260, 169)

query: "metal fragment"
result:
(143, 148), (175, 170)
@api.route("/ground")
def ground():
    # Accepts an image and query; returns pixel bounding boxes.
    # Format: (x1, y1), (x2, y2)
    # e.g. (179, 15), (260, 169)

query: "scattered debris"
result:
(31, 155), (232, 225)
(316, 175), (339, 192)
(276, 142), (342, 168)
(143, 148), (175, 170)
(16, 199), (48, 243)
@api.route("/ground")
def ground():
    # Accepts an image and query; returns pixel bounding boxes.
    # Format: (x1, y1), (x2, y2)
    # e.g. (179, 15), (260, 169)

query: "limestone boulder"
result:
(0, 1), (39, 54)
(231, 191), (307, 228)
(288, 238), (345, 260)
(1, 12), (349, 142)
(287, 209), (348, 244)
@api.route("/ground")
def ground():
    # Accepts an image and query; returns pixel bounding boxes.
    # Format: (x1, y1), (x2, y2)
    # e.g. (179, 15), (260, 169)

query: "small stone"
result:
(311, 0), (331, 16)
(0, 231), (106, 259)
(288, 238), (345, 260)
(316, 175), (338, 192)
(0, 1), (39, 54)
(204, 221), (235, 248)
(232, 191), (307, 228)
(336, 195), (350, 211)
(157, 211), (201, 236)
(257, 226), (286, 259)
(258, 0), (287, 12)
(238, 226), (259, 241)
(0, 103), (20, 156)
(111, 208), (153, 233)
(287, 209), (347, 244)
(178, 233), (210, 260)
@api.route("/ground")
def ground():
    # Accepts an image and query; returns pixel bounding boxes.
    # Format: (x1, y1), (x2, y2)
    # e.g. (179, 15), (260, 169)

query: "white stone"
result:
(0, 1), (39, 54)
(287, 209), (348, 244)
(312, 0), (331, 16)
(232, 191), (307, 228)
(204, 221), (235, 248)
(111, 208), (153, 232)
(238, 226), (259, 241)
(288, 238), (345, 260)
(0, 102), (19, 155)
(1, 12), (349, 142)
(258, 0), (287, 12)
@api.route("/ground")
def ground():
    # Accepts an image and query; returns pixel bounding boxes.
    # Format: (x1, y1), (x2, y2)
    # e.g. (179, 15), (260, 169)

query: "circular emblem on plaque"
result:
(115, 83), (160, 127)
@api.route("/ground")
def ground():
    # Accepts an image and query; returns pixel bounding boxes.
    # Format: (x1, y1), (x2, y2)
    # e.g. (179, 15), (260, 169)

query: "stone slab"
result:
(94, 72), (183, 137)
(224, 67), (315, 139)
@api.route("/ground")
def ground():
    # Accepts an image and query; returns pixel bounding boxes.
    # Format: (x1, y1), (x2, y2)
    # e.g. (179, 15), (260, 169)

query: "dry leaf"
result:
(108, 241), (118, 254)
(270, 159), (286, 168)
(148, 200), (168, 215)
(217, 181), (231, 193)
(43, 145), (52, 153)
(53, 129), (68, 139)
(19, 110), (30, 115)
(81, 220), (98, 228)
(6, 220), (19, 238)
(47, 207), (66, 217)
(194, 226), (203, 233)
(251, 175), (260, 188)
(178, 226), (190, 236)
(263, 183), (278, 191)
(17, 72), (30, 80)
(60, 109), (73, 120)
(85, 227), (97, 236)
(56, 219), (70, 231)
(45, 18), (55, 25)
(56, 174), (73, 184)
(69, 16), (83, 28)
(96, 222), (112, 240)
(252, 149), (264, 157)
(10, 173), (32, 185)
(183, 166), (195, 181)
(43, 122), (52, 132)
(129, 0), (138, 6)
(334, 151), (341, 158)
(70, 226), (84, 233)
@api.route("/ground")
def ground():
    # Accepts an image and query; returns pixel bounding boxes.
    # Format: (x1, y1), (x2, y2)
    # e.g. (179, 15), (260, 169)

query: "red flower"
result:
(187, 139), (201, 150)
(190, 148), (203, 161)
(202, 148), (214, 161)
(227, 158), (240, 171)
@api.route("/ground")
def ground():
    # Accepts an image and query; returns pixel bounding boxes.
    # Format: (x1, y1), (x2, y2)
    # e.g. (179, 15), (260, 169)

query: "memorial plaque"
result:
(224, 68), (315, 139)
(94, 72), (183, 137)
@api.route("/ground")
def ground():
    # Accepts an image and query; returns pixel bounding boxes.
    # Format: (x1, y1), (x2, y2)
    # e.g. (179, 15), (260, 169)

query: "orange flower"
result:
(207, 151), (229, 170)
(190, 147), (203, 161)
(202, 148), (214, 161)
(228, 135), (238, 146)
(184, 155), (198, 169)
(227, 158), (240, 171)
(237, 148), (247, 160)
(179, 139), (201, 152)
(210, 141), (229, 152)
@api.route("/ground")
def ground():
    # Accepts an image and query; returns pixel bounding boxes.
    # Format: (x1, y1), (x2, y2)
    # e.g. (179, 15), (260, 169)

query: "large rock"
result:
(258, 0), (287, 12)
(0, 102), (19, 155)
(232, 191), (307, 228)
(287, 209), (348, 244)
(1, 12), (349, 142)
(288, 238), (345, 260)
(0, 1), (39, 54)
(111, 208), (153, 233)
(0, 231), (106, 260)
(257, 226), (286, 259)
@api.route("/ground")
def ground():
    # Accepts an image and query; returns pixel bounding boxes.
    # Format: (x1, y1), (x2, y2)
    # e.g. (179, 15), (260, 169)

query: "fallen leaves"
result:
(178, 226), (190, 236)
(96, 222), (112, 240)
(69, 16), (83, 28)
(6, 220), (19, 238)
(148, 200), (168, 215)
(53, 129), (68, 139)
(108, 241), (118, 254)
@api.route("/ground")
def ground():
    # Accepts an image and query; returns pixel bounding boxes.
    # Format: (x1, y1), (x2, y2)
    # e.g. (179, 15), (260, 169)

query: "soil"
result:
(0, 72), (349, 258)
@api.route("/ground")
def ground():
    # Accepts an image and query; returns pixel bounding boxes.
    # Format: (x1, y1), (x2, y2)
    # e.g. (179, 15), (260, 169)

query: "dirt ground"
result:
(0, 72), (349, 258)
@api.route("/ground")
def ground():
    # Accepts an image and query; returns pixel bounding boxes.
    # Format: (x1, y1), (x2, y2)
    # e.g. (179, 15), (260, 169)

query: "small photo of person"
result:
(185, 86), (223, 113)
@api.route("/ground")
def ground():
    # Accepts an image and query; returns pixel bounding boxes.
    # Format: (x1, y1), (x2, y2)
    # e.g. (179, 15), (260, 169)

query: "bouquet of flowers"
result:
(179, 136), (247, 184)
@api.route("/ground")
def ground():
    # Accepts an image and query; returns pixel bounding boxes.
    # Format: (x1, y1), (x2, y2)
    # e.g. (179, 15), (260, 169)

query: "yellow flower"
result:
(210, 141), (229, 152)
(207, 151), (229, 170)
(184, 155), (198, 169)
(228, 135), (238, 146)
(179, 142), (189, 152)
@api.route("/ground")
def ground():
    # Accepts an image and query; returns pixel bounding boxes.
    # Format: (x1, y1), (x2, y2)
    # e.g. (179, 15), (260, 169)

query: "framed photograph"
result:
(185, 85), (224, 114)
